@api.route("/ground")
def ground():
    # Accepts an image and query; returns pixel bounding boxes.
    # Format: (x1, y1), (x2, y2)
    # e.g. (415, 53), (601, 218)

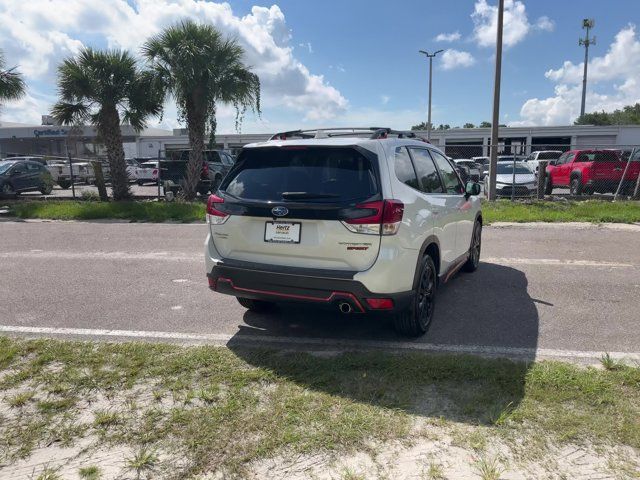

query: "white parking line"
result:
(0, 251), (635, 268)
(1, 325), (639, 363)
(0, 251), (201, 261)
(483, 257), (635, 268)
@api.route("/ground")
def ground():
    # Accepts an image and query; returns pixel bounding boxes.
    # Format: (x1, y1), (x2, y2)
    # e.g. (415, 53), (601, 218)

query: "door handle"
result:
(432, 210), (440, 215)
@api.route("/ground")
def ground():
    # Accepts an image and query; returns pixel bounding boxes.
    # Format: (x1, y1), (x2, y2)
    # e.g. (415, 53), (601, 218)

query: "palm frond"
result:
(50, 101), (91, 125)
(0, 49), (26, 102)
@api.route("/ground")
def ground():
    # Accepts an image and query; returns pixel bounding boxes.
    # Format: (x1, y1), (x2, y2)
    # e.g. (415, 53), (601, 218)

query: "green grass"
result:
(5, 200), (206, 222)
(4, 198), (640, 224)
(482, 199), (640, 223)
(0, 336), (639, 477)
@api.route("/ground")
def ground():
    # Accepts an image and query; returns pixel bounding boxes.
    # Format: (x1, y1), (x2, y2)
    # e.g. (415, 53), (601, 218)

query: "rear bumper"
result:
(585, 179), (637, 192)
(496, 185), (535, 197)
(207, 260), (414, 313)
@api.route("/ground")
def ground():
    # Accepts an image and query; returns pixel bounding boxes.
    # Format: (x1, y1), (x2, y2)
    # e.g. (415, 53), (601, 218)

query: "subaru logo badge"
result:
(271, 206), (289, 217)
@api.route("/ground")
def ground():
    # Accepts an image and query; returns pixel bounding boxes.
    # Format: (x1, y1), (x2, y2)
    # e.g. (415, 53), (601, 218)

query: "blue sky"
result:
(1, 0), (639, 132)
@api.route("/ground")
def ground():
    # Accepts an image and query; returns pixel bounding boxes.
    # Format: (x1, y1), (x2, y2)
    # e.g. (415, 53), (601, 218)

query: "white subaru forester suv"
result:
(205, 128), (482, 336)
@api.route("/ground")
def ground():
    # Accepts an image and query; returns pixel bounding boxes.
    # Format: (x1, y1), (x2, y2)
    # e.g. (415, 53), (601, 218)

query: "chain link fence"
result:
(3, 145), (640, 202)
(444, 144), (640, 201)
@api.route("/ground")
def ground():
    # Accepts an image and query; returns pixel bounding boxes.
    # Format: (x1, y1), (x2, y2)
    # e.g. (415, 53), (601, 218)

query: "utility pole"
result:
(419, 49), (444, 141)
(488, 0), (504, 201)
(579, 19), (595, 118)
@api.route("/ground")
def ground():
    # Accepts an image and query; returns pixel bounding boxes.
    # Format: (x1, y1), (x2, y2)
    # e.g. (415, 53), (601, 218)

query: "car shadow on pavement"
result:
(227, 262), (539, 424)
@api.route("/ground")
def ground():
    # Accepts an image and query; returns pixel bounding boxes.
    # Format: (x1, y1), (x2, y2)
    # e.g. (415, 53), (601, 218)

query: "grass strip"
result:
(3, 199), (640, 224)
(482, 199), (640, 224)
(0, 336), (638, 477)
(4, 200), (206, 222)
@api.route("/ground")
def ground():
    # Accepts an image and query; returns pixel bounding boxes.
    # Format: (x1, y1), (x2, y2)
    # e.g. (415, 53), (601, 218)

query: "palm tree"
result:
(51, 48), (162, 200)
(0, 49), (26, 106)
(143, 20), (260, 200)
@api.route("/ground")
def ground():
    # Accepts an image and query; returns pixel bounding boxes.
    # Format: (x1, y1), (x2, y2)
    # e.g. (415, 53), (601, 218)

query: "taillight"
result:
(341, 199), (404, 235)
(152, 169), (158, 178)
(206, 194), (229, 225)
(202, 163), (209, 177)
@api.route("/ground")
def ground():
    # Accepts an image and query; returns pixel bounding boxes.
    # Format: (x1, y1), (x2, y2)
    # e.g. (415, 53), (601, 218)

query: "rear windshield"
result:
(222, 147), (378, 202)
(496, 163), (532, 174)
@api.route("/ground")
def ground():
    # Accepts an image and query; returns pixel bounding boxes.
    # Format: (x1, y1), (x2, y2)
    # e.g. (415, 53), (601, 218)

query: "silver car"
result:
(484, 161), (537, 197)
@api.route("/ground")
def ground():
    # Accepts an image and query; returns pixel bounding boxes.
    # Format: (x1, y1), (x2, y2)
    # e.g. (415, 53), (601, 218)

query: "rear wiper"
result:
(281, 192), (339, 199)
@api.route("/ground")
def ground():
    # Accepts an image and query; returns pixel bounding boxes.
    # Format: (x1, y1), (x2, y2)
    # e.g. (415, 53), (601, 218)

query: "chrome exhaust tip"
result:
(338, 302), (352, 314)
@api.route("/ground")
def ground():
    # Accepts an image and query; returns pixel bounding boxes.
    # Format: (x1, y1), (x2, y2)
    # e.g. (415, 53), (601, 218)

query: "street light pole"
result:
(488, 0), (504, 201)
(419, 49), (444, 141)
(579, 19), (595, 118)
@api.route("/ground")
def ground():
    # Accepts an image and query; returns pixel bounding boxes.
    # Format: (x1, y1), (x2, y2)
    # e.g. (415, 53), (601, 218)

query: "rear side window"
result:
(576, 151), (620, 162)
(538, 151), (561, 160)
(205, 151), (222, 163)
(408, 148), (444, 194)
(223, 147), (378, 202)
(429, 150), (464, 194)
(394, 147), (420, 190)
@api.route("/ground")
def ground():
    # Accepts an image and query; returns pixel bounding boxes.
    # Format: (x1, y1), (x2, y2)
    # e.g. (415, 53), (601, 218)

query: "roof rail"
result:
(268, 127), (429, 142)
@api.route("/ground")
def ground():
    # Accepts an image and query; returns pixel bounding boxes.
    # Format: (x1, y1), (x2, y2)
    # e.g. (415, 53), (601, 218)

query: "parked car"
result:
(125, 158), (141, 181)
(472, 156), (490, 167)
(483, 161), (537, 198)
(523, 150), (562, 173)
(45, 160), (72, 188)
(454, 163), (471, 183)
(0, 159), (54, 196)
(5, 155), (46, 164)
(204, 150), (235, 191)
(134, 161), (159, 185)
(544, 149), (640, 195)
(204, 127), (482, 337)
(159, 159), (212, 195)
(454, 159), (482, 181)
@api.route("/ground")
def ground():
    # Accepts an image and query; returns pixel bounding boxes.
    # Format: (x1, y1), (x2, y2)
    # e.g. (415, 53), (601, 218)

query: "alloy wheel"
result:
(470, 223), (482, 268)
(416, 261), (435, 329)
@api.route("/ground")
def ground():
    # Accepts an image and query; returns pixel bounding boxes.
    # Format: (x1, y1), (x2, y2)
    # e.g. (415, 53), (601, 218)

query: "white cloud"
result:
(534, 16), (554, 32)
(381, 95), (390, 105)
(435, 31), (461, 42)
(440, 50), (476, 70)
(472, 0), (553, 48)
(514, 25), (640, 126)
(0, 0), (347, 128)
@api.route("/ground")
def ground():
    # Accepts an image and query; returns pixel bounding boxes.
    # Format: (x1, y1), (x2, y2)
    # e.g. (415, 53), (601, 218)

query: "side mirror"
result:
(548, 160), (557, 166)
(465, 181), (481, 197)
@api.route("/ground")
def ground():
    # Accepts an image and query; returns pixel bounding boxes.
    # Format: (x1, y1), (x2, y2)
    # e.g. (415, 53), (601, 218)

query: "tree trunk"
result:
(91, 161), (108, 201)
(183, 101), (205, 201)
(99, 107), (131, 201)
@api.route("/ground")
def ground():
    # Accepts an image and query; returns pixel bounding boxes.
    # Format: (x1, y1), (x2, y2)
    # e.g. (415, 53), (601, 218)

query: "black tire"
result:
(58, 180), (71, 189)
(40, 183), (53, 195)
(393, 255), (437, 337)
(1, 182), (16, 197)
(237, 297), (275, 313)
(544, 176), (553, 195)
(137, 180), (144, 186)
(570, 177), (583, 196)
(462, 221), (482, 272)
(197, 188), (210, 196)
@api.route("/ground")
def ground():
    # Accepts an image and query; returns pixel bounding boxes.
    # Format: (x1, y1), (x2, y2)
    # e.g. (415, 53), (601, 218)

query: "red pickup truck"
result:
(544, 149), (640, 195)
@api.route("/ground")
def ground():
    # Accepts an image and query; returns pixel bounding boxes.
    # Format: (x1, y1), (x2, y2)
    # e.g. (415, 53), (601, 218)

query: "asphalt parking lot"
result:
(1, 220), (639, 362)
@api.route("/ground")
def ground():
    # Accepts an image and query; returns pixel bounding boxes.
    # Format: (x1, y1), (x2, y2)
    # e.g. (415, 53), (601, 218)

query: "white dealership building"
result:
(2, 117), (640, 160)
